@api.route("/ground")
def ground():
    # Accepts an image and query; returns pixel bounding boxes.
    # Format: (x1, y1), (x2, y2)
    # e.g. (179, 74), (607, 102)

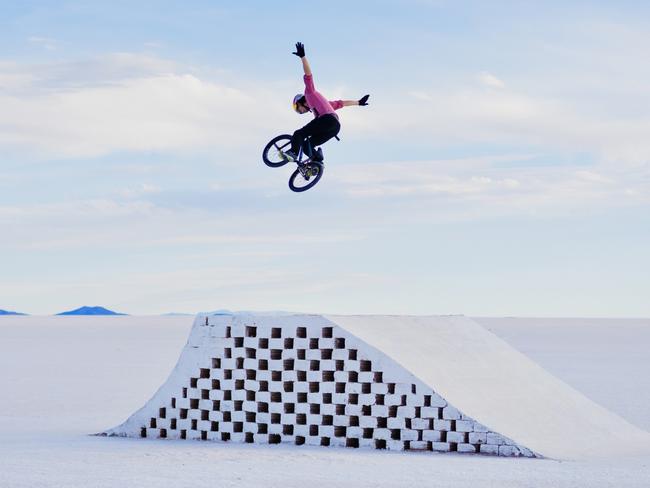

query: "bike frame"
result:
(294, 135), (338, 165)
(295, 137), (318, 166)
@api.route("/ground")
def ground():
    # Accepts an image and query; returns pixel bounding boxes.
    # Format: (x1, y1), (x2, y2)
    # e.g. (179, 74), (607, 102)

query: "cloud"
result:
(2, 53), (179, 93)
(1, 51), (648, 226)
(27, 36), (58, 51)
(0, 74), (255, 157)
(328, 155), (650, 217)
(379, 84), (650, 170)
(0, 63), (37, 90)
(117, 183), (162, 198)
(0, 193), (369, 251)
(0, 54), (294, 158)
(477, 71), (505, 89)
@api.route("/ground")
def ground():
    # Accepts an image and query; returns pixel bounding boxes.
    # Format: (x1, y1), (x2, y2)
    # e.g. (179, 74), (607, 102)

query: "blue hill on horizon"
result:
(56, 306), (127, 316)
(0, 309), (27, 315)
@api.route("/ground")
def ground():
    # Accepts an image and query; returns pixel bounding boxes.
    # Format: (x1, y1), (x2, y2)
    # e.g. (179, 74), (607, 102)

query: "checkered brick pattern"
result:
(135, 317), (534, 457)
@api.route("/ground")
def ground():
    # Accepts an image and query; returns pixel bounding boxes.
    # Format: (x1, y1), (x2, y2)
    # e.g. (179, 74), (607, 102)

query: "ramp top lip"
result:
(198, 312), (468, 318)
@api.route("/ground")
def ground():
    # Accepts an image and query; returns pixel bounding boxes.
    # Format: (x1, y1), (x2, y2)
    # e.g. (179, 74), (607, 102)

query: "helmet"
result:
(292, 93), (306, 112)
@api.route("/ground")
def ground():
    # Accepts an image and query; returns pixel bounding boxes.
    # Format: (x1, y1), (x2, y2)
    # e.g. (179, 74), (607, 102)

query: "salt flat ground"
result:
(477, 317), (650, 432)
(0, 315), (648, 488)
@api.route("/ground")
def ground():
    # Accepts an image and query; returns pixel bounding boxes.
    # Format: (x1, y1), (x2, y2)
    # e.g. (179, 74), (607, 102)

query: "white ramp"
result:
(105, 313), (650, 460)
(327, 315), (650, 460)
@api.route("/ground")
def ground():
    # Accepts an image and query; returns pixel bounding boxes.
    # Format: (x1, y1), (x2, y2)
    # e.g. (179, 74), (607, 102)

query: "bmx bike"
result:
(262, 134), (335, 192)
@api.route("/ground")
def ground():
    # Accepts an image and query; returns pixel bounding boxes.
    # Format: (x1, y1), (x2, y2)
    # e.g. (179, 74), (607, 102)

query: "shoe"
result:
(311, 148), (324, 162)
(283, 150), (298, 162)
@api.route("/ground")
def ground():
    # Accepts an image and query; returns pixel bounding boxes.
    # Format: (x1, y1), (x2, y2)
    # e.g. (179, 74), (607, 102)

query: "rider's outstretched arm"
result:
(292, 42), (312, 77)
(331, 95), (371, 108)
(301, 55), (312, 77)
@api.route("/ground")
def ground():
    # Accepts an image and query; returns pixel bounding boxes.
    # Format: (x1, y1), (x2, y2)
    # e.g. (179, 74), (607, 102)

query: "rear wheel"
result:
(289, 162), (324, 192)
(262, 134), (293, 167)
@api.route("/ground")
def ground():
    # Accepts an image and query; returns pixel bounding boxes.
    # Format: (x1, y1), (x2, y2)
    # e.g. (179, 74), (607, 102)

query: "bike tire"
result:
(262, 134), (293, 168)
(289, 162), (324, 192)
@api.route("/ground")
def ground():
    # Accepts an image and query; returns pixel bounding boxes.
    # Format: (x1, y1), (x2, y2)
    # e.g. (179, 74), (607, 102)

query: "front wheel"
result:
(262, 134), (293, 168)
(289, 162), (324, 192)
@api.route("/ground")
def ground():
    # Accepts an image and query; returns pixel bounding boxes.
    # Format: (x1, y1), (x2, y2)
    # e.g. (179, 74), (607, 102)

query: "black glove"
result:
(292, 42), (305, 58)
(358, 94), (370, 106)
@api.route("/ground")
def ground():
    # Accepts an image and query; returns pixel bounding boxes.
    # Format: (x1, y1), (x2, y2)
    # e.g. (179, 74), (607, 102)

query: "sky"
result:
(1, 1), (649, 316)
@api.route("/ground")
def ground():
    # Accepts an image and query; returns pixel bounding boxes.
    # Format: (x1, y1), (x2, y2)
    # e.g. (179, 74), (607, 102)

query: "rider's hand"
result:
(358, 94), (370, 106)
(292, 42), (305, 58)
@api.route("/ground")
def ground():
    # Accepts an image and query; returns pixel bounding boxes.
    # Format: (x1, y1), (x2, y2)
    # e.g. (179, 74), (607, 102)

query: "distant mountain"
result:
(0, 309), (27, 315)
(56, 306), (127, 316)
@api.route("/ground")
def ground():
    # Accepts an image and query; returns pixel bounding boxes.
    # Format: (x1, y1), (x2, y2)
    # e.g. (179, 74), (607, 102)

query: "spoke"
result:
(269, 139), (292, 163)
(296, 170), (308, 186)
(270, 147), (283, 162)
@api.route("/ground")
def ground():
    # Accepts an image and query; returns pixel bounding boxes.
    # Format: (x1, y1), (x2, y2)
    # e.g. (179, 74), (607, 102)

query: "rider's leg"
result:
(307, 115), (340, 148)
(291, 114), (341, 156)
(290, 118), (320, 155)
(299, 115), (341, 159)
(303, 116), (340, 161)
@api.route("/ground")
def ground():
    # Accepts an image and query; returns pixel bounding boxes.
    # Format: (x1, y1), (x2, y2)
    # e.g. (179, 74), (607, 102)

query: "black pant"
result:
(291, 113), (341, 156)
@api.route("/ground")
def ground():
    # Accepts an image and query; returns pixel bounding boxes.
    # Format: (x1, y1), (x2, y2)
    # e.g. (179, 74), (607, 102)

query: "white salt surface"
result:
(477, 317), (650, 431)
(1, 315), (649, 487)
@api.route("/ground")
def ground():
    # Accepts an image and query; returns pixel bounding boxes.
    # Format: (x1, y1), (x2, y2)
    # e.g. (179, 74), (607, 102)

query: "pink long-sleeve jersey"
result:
(303, 74), (343, 119)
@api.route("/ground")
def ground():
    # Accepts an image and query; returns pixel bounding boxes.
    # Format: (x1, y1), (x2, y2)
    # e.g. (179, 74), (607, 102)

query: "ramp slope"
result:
(327, 315), (650, 459)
